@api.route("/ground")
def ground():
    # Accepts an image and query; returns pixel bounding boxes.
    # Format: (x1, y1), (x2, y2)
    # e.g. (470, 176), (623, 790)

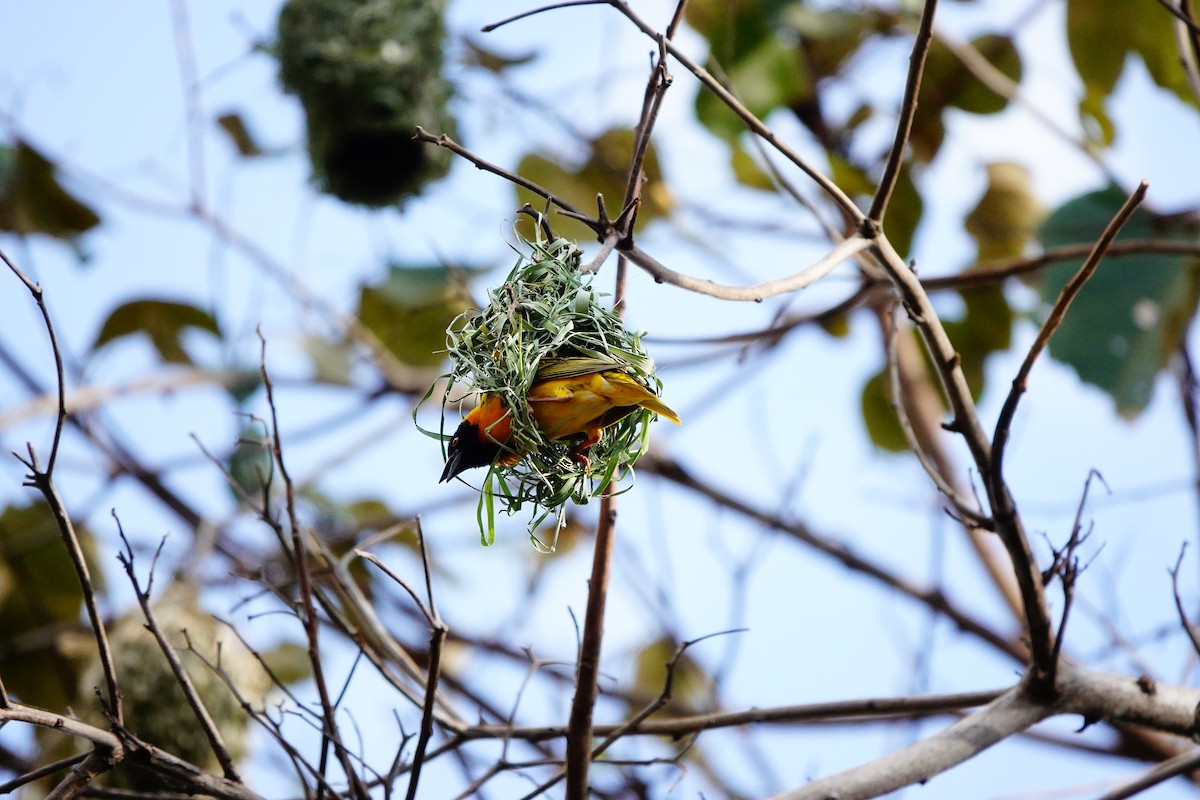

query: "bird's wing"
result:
(533, 357), (624, 382)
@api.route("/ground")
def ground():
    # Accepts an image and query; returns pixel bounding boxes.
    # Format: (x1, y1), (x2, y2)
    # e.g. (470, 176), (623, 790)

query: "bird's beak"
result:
(439, 448), (465, 483)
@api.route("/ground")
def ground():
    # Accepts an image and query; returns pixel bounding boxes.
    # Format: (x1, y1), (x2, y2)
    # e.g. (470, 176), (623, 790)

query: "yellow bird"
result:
(440, 358), (680, 482)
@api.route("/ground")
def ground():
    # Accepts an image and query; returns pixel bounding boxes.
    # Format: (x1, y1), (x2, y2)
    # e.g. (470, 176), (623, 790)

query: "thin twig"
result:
(603, 0), (861, 220)
(868, 0), (938, 223)
(3, 248), (123, 724)
(44, 749), (116, 800)
(1094, 746), (1200, 800)
(459, 687), (1005, 743)
(1170, 544), (1200, 657)
(481, 0), (608, 32)
(1047, 471), (1105, 684)
(414, 128), (588, 224)
(564, 473), (618, 798)
(0, 753), (88, 794)
(1157, 0), (1200, 35)
(882, 301), (988, 526)
(169, 0), (206, 211)
(991, 182), (1149, 512)
(258, 329), (368, 800)
(404, 518), (447, 800)
(114, 520), (241, 782)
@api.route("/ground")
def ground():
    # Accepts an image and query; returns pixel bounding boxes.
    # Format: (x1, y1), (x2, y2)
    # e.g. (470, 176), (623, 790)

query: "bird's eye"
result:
(450, 436), (459, 448)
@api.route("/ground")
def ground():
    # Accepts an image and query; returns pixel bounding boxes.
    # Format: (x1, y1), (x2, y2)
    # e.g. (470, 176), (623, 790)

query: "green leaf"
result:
(260, 642), (311, 685)
(1068, 0), (1194, 112)
(912, 34), (1021, 161)
(965, 162), (1044, 263)
(0, 140), (101, 254)
(943, 285), (1014, 399)
(228, 422), (274, 502)
(882, 162), (923, 259)
(1079, 87), (1115, 148)
(1036, 185), (1200, 418)
(92, 299), (221, 364)
(730, 143), (775, 190)
(783, 6), (898, 81)
(630, 636), (715, 715)
(685, 0), (795, 66)
(462, 37), (536, 73)
(357, 263), (477, 368)
(695, 36), (809, 142)
(0, 503), (101, 709)
(860, 368), (908, 452)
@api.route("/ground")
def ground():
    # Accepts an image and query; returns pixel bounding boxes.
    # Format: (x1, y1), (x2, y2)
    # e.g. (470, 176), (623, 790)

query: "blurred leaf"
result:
(229, 423), (274, 502)
(345, 499), (418, 546)
(1068, 0), (1194, 114)
(686, 0), (794, 66)
(0, 140), (101, 254)
(515, 128), (672, 240)
(93, 299), (221, 364)
(226, 370), (263, 405)
(357, 263), (477, 368)
(818, 313), (851, 338)
(943, 286), (1014, 398)
(260, 642), (311, 685)
(882, 163), (923, 258)
(730, 143), (775, 190)
(1036, 185), (1200, 417)
(695, 36), (808, 142)
(912, 34), (1021, 160)
(1078, 87), (1116, 148)
(965, 163), (1044, 263)
(0, 503), (101, 709)
(302, 335), (355, 384)
(462, 37), (536, 72)
(215, 112), (263, 157)
(860, 367), (908, 452)
(828, 154), (875, 196)
(630, 636), (715, 716)
(784, 6), (898, 80)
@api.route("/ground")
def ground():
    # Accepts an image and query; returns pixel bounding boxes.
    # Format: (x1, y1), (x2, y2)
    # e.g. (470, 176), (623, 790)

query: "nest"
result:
(277, 0), (455, 206)
(434, 229), (667, 547)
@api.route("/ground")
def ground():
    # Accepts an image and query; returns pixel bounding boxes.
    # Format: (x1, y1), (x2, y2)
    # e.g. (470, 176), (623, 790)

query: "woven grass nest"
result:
(431, 229), (673, 547)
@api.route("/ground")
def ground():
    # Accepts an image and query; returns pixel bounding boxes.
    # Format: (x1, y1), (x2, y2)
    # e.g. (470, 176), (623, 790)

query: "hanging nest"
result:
(430, 228), (672, 547)
(277, 0), (455, 207)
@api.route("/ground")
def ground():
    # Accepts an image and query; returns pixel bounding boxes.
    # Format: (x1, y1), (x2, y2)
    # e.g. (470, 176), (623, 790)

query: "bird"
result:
(440, 357), (680, 483)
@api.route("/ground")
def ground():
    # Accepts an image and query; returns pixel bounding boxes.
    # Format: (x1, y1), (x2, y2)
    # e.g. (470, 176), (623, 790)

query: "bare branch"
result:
(768, 681), (1052, 800)
(620, 235), (871, 301)
(868, 228), (1054, 685)
(1170, 544), (1200, 657)
(868, 0), (938, 222)
(45, 748), (118, 800)
(991, 182), (1148, 488)
(3, 249), (123, 723)
(258, 329), (368, 800)
(115, 521), (241, 782)
(403, 519), (448, 800)
(1096, 746), (1200, 800)
(881, 301), (988, 526)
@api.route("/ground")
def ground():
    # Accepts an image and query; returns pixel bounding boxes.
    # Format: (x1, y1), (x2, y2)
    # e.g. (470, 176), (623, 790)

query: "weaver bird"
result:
(440, 358), (680, 483)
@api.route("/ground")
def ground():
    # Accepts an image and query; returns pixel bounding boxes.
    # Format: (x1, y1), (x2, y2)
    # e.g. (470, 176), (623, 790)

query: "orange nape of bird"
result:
(439, 359), (680, 483)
